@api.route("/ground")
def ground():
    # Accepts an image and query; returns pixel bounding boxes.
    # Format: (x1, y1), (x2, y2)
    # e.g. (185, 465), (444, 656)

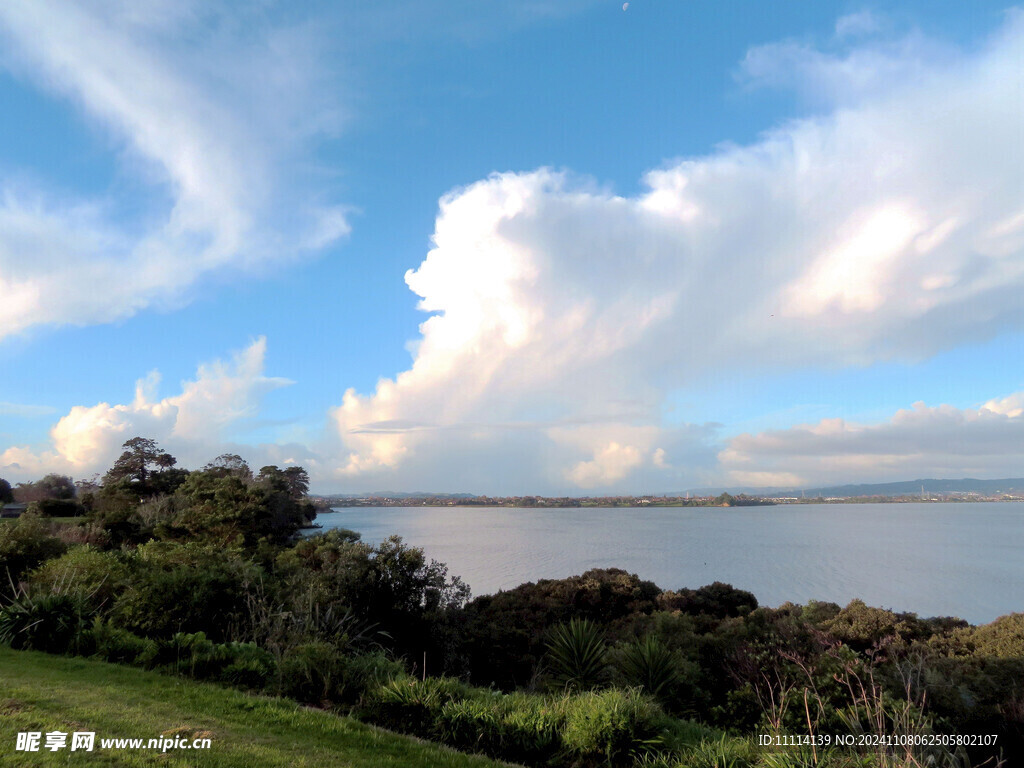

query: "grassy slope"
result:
(0, 647), (518, 768)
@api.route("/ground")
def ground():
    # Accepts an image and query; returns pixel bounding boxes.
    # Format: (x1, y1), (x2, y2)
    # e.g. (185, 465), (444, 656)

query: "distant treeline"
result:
(314, 492), (774, 508)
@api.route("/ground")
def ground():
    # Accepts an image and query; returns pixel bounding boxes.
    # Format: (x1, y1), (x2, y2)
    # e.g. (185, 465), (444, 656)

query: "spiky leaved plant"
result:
(0, 587), (93, 654)
(617, 634), (683, 703)
(545, 617), (608, 691)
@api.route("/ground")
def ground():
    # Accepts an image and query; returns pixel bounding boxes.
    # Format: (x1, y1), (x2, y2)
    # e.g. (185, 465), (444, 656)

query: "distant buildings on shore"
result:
(311, 490), (1024, 508)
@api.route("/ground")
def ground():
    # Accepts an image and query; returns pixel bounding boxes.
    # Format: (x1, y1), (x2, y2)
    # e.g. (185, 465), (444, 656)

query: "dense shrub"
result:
(218, 642), (278, 689)
(460, 569), (661, 689)
(365, 677), (672, 767)
(169, 469), (313, 547)
(656, 582), (758, 621)
(332, 650), (406, 704)
(275, 532), (468, 664)
(822, 599), (923, 651)
(961, 613), (1024, 657)
(87, 482), (150, 547)
(52, 520), (110, 548)
(610, 613), (705, 716)
(110, 541), (262, 641)
(30, 498), (85, 518)
(82, 623), (277, 689)
(559, 688), (671, 766)
(154, 632), (277, 689)
(0, 513), (68, 592)
(437, 692), (563, 763)
(85, 619), (159, 666)
(155, 631), (224, 678)
(249, 582), (389, 658)
(30, 546), (129, 608)
(0, 588), (92, 654)
(278, 641), (401, 705)
(366, 676), (475, 737)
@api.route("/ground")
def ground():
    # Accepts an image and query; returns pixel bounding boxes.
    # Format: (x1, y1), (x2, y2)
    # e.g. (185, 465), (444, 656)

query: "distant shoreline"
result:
(313, 495), (1024, 509)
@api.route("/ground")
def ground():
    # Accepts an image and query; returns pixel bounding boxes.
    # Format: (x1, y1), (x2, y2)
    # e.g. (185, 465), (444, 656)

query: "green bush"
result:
(110, 541), (262, 641)
(276, 533), (469, 665)
(459, 568), (661, 689)
(31, 498), (85, 518)
(436, 697), (505, 754)
(0, 513), (68, 591)
(335, 650), (405, 703)
(493, 692), (564, 760)
(822, 599), (920, 651)
(30, 546), (129, 608)
(559, 687), (669, 767)
(364, 677), (672, 768)
(279, 642), (401, 706)
(83, 625), (276, 689)
(0, 589), (92, 654)
(365, 676), (474, 736)
(367, 678), (541, 760)
(153, 632), (277, 688)
(963, 613), (1024, 657)
(656, 582), (758, 620)
(434, 690), (563, 763)
(156, 631), (221, 678)
(85, 619), (159, 666)
(218, 641), (278, 689)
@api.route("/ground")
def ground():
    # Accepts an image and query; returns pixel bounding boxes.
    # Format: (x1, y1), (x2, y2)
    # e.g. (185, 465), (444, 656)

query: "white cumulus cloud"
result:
(720, 395), (1024, 488)
(328, 12), (1024, 491)
(0, 338), (293, 482)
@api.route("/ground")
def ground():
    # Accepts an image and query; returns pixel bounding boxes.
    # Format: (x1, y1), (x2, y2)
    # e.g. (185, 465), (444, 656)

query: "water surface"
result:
(314, 502), (1023, 624)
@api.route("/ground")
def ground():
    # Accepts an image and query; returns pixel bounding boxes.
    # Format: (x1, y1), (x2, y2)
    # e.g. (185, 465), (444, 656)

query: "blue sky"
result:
(1, 0), (1023, 493)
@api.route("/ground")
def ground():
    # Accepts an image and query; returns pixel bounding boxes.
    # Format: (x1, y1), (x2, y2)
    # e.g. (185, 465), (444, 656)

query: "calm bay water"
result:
(314, 502), (1023, 625)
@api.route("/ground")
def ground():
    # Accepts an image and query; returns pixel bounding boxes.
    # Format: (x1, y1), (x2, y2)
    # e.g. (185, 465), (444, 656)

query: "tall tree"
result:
(103, 437), (178, 492)
(36, 474), (76, 500)
(257, 465), (310, 500)
(173, 466), (311, 547)
(0, 478), (13, 505)
(13, 474), (76, 502)
(202, 453), (252, 481)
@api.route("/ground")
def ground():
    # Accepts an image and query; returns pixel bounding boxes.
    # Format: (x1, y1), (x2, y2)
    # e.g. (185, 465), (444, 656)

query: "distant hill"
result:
(795, 478), (1024, 498)
(676, 477), (1024, 498)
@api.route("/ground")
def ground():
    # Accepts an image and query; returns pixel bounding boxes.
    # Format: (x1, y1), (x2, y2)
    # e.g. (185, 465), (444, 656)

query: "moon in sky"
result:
(622, 2), (629, 10)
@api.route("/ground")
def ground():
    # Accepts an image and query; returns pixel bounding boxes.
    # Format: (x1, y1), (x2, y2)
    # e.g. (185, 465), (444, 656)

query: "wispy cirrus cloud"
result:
(0, 0), (349, 339)
(0, 402), (56, 418)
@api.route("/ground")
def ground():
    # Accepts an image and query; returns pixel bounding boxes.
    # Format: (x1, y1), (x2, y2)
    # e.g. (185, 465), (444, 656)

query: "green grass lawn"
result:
(0, 647), (520, 768)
